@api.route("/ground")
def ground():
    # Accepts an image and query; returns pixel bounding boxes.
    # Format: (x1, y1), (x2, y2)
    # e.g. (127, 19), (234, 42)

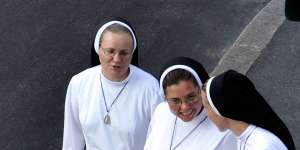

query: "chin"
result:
(178, 110), (196, 122)
(217, 126), (228, 132)
(179, 117), (193, 122)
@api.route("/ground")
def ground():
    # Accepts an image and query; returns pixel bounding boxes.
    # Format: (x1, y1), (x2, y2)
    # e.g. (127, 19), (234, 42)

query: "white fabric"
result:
(206, 76), (223, 117)
(159, 65), (203, 95)
(144, 102), (237, 150)
(62, 65), (162, 150)
(236, 125), (287, 150)
(94, 21), (137, 54)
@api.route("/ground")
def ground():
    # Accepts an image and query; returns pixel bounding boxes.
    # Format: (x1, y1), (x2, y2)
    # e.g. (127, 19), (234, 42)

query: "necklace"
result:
(100, 73), (129, 125)
(169, 107), (207, 150)
(240, 126), (257, 150)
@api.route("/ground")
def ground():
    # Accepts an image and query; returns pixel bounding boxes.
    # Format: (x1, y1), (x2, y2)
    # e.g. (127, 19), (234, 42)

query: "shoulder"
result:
(74, 65), (100, 80)
(130, 65), (160, 93)
(155, 102), (169, 112)
(150, 102), (173, 127)
(248, 127), (287, 149)
(152, 102), (171, 117)
(68, 65), (100, 88)
(70, 65), (100, 82)
(130, 65), (159, 88)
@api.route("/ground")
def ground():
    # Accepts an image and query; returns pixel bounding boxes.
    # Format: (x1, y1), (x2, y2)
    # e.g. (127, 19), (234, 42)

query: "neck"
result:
(228, 119), (249, 136)
(101, 68), (130, 82)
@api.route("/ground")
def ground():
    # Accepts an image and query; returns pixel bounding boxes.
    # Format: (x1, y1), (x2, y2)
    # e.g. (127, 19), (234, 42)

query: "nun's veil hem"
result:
(208, 70), (295, 150)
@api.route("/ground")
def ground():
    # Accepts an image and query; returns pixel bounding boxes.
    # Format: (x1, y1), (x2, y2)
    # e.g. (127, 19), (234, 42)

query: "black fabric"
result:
(91, 40), (100, 66)
(90, 17), (139, 67)
(285, 0), (300, 22)
(159, 57), (209, 84)
(209, 70), (295, 150)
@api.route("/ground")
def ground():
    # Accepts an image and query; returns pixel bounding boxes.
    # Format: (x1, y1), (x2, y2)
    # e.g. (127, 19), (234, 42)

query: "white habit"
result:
(237, 125), (287, 150)
(62, 65), (162, 150)
(144, 102), (237, 150)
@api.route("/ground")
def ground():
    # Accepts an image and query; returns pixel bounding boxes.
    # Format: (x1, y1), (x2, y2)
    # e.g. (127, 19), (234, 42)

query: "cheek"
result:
(207, 109), (223, 125)
(99, 53), (108, 63)
(193, 101), (203, 111)
(168, 104), (180, 113)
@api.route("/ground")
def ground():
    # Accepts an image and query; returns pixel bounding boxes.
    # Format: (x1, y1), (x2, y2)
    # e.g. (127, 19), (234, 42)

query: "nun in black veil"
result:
(202, 70), (295, 150)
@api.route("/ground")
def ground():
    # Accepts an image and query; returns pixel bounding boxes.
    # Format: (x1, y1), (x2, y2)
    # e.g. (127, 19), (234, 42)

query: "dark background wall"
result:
(4, 0), (299, 149)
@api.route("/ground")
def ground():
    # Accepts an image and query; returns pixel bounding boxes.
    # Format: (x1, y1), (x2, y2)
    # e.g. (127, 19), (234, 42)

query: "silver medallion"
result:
(104, 114), (111, 124)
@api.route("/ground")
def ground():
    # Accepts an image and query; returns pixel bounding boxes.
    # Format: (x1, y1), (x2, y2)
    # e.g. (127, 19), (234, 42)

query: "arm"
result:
(62, 77), (85, 150)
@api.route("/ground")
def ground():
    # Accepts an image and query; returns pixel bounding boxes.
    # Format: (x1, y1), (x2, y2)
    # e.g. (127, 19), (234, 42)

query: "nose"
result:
(179, 102), (191, 112)
(112, 53), (122, 62)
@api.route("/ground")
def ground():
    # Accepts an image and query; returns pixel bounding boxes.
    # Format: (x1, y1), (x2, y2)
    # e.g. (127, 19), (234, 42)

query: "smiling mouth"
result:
(179, 110), (193, 116)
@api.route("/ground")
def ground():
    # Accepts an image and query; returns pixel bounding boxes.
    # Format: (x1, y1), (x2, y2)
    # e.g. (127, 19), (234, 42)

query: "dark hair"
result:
(162, 69), (198, 95)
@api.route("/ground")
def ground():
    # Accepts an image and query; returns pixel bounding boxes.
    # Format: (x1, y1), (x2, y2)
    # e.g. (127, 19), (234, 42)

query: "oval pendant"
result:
(104, 114), (111, 124)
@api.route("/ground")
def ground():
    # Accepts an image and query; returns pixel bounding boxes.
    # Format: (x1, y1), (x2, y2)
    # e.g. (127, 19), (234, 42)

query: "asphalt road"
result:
(0, 0), (282, 149)
(247, 19), (300, 149)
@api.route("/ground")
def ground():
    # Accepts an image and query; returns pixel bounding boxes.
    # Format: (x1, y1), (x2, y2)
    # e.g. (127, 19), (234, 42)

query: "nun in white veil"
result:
(144, 57), (236, 150)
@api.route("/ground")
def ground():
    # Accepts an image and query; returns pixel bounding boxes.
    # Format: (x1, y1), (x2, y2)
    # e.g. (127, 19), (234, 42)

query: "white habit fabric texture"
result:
(236, 125), (287, 150)
(62, 65), (162, 150)
(144, 102), (237, 150)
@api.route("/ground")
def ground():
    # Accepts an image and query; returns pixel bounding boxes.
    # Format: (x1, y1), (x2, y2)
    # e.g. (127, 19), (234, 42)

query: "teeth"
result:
(181, 110), (193, 116)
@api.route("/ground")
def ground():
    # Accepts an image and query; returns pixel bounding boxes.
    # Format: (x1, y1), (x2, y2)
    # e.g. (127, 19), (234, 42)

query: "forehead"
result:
(101, 30), (132, 41)
(100, 31), (133, 50)
(165, 80), (198, 97)
(102, 28), (133, 41)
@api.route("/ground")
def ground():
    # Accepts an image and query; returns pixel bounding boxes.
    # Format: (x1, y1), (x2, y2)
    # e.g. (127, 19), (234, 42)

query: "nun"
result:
(144, 57), (236, 150)
(201, 70), (295, 150)
(62, 18), (162, 150)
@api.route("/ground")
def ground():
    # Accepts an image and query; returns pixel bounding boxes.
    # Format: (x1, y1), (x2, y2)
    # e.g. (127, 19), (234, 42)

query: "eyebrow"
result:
(167, 91), (197, 100)
(186, 92), (197, 97)
(102, 47), (132, 52)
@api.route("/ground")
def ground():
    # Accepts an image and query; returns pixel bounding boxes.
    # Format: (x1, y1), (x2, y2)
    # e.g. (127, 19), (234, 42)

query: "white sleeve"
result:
(147, 83), (163, 121)
(62, 76), (85, 150)
(144, 104), (158, 150)
(214, 131), (237, 150)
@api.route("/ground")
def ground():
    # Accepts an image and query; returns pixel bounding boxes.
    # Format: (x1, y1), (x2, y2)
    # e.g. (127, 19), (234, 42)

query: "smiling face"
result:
(165, 79), (203, 122)
(99, 30), (133, 81)
(201, 89), (228, 132)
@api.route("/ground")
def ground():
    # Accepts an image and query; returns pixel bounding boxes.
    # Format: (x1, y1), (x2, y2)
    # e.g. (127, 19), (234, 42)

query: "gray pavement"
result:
(139, 0), (270, 77)
(247, 19), (300, 149)
(211, 0), (300, 148)
(2, 0), (298, 149)
(211, 0), (285, 76)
